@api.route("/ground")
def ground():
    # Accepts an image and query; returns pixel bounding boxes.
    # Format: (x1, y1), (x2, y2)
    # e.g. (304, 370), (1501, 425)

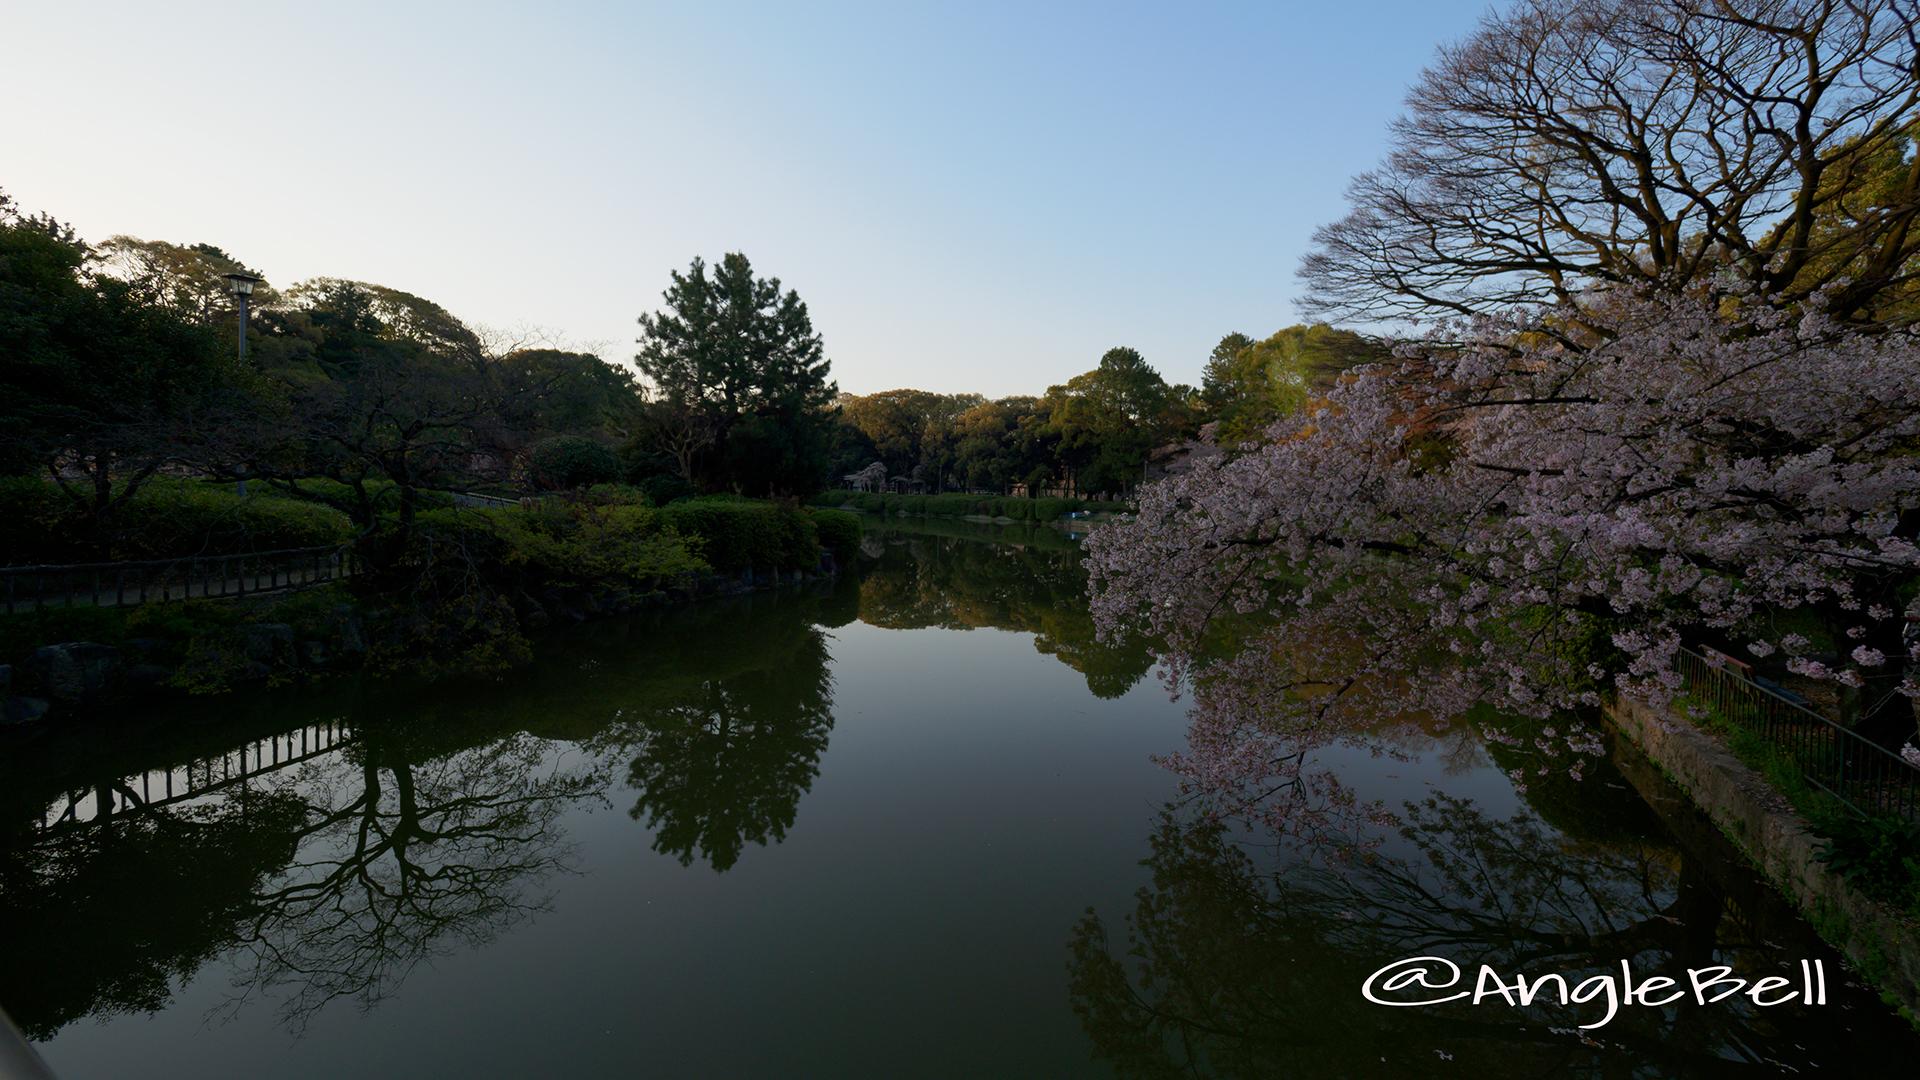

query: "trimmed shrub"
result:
(0, 476), (356, 564)
(111, 482), (356, 557)
(637, 472), (698, 506)
(802, 490), (1121, 518)
(411, 494), (701, 585)
(920, 493), (977, 516)
(523, 435), (623, 491)
(1032, 497), (1075, 521)
(806, 508), (861, 557)
(656, 499), (821, 572)
(798, 489), (1128, 520)
(267, 477), (455, 516)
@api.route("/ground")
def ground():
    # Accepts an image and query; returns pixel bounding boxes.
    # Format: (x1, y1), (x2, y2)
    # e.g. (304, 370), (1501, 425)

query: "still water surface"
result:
(3, 519), (1917, 1077)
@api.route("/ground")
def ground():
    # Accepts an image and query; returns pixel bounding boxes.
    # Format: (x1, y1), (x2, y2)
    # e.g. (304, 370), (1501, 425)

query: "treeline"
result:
(0, 199), (882, 683)
(820, 326), (1386, 500)
(2, 188), (1385, 545)
(0, 194), (644, 553)
(815, 492), (1127, 520)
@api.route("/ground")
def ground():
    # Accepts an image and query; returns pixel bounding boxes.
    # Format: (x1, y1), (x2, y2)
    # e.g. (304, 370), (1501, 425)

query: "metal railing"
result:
(1675, 646), (1920, 821)
(1, 545), (355, 614)
(451, 490), (523, 508)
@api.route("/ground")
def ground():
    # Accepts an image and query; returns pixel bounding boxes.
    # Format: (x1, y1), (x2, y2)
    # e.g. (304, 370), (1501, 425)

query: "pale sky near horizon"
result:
(2, 1), (1496, 398)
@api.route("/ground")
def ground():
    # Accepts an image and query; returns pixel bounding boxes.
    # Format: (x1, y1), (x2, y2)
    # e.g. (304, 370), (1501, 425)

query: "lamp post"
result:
(223, 272), (263, 498)
(222, 271), (263, 363)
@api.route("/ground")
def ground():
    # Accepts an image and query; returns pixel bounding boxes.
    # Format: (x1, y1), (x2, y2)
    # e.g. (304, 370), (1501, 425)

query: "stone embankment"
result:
(1, 605), (371, 724)
(1607, 695), (1920, 1019)
(0, 554), (840, 725)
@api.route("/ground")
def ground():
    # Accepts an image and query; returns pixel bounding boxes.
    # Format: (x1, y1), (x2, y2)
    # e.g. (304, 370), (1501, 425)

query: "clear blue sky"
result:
(2, 1), (1496, 397)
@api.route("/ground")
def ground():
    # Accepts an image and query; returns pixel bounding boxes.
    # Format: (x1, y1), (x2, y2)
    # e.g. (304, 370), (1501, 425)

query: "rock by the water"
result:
(1, 696), (50, 724)
(30, 642), (124, 705)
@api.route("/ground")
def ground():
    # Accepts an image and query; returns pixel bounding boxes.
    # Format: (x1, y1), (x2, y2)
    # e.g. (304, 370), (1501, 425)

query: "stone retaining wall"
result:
(1607, 695), (1920, 1018)
(1, 557), (843, 725)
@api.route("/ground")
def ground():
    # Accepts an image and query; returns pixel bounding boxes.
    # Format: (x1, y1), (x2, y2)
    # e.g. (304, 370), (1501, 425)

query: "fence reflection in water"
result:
(34, 717), (354, 834)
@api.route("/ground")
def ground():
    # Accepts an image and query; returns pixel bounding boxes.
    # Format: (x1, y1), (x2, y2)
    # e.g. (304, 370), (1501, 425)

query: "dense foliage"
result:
(1811, 813), (1920, 910)
(0, 476), (353, 564)
(632, 254), (837, 498)
(0, 195), (245, 518)
(1087, 286), (1920, 808)
(654, 497), (822, 574)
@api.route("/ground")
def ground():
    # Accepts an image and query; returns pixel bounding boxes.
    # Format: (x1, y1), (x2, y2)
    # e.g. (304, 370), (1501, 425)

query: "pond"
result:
(2, 519), (1916, 1078)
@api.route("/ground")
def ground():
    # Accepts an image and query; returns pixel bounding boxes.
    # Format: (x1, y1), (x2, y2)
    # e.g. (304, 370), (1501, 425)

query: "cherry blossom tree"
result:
(1086, 284), (1920, 807)
(1299, 0), (1920, 327)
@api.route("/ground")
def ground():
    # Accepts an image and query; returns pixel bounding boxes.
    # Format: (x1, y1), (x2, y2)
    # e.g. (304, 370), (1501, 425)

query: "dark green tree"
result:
(1200, 324), (1385, 442)
(498, 348), (641, 444)
(522, 434), (623, 490)
(949, 397), (1034, 493)
(834, 389), (984, 491)
(215, 281), (509, 538)
(635, 254), (838, 497)
(1198, 332), (1256, 408)
(1037, 347), (1174, 497)
(0, 192), (245, 520)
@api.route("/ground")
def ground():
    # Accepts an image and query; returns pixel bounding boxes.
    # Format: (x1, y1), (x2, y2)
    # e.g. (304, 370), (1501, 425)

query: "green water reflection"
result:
(0, 519), (1156, 1047)
(856, 518), (1154, 699)
(0, 519), (1915, 1078)
(1070, 735), (1920, 1077)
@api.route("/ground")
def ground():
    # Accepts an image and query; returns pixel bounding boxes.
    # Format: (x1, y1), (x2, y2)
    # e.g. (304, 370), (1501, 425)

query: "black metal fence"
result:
(1675, 646), (1919, 822)
(1, 546), (356, 614)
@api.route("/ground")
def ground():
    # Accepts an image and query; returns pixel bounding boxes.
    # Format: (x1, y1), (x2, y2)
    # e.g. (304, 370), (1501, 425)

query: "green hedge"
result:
(113, 481), (356, 557)
(268, 478), (457, 516)
(655, 498), (821, 572)
(806, 490), (1129, 520)
(0, 476), (356, 564)
(406, 493), (832, 582)
(806, 508), (861, 557)
(414, 500), (698, 582)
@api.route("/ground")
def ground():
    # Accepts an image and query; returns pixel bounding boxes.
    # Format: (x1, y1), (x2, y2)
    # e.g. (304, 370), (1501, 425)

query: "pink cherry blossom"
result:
(1087, 283), (1920, 805)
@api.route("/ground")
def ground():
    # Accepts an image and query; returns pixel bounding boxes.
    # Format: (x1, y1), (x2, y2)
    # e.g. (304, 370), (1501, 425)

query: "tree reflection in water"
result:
(221, 727), (605, 1032)
(857, 519), (1154, 699)
(0, 790), (308, 1039)
(0, 724), (603, 1038)
(0, 524), (1162, 1042)
(1068, 762), (1913, 1079)
(615, 629), (835, 872)
(0, 587), (854, 1037)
